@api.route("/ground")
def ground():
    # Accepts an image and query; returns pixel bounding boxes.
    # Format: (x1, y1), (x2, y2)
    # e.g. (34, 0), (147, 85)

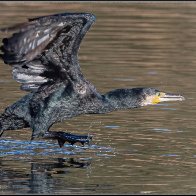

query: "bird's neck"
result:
(100, 88), (141, 113)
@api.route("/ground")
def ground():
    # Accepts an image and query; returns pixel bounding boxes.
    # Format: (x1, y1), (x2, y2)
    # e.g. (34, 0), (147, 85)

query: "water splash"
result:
(0, 139), (115, 158)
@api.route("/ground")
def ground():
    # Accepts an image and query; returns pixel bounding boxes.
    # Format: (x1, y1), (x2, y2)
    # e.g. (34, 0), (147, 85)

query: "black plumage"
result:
(0, 12), (184, 147)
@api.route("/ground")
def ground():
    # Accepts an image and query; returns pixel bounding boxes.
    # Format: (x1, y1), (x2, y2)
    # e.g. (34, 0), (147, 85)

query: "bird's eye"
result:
(157, 92), (161, 96)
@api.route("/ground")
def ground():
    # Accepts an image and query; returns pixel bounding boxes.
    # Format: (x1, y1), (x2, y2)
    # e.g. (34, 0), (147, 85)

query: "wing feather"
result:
(0, 13), (96, 92)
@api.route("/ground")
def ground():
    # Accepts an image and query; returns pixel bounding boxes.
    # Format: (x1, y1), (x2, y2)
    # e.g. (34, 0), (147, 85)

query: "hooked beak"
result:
(159, 92), (185, 102)
(142, 91), (185, 106)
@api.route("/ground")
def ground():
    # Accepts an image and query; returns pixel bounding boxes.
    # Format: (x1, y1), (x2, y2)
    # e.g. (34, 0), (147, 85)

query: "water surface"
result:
(0, 2), (196, 194)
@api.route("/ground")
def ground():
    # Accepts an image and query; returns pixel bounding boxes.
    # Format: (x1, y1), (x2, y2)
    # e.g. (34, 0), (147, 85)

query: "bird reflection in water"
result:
(0, 158), (91, 194)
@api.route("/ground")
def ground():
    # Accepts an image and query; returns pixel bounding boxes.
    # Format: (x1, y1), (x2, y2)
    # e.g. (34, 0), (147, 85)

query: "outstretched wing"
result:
(0, 12), (96, 92)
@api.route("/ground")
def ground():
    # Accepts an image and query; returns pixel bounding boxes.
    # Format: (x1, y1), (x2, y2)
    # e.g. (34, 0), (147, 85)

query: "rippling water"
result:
(0, 2), (196, 194)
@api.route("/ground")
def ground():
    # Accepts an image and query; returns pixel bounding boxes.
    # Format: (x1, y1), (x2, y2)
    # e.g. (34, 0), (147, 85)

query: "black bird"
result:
(0, 12), (185, 147)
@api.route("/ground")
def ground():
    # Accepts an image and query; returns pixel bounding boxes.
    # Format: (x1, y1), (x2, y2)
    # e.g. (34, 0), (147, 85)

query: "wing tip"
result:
(0, 21), (31, 33)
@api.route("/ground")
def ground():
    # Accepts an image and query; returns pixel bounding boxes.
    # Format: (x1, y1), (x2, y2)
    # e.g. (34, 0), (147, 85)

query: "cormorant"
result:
(0, 13), (184, 147)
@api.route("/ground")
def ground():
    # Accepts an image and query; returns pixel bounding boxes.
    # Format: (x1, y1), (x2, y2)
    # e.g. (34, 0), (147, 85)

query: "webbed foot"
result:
(43, 131), (92, 147)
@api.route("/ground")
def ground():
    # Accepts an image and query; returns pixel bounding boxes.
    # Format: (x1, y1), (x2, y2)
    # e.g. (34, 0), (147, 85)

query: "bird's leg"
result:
(0, 130), (4, 137)
(42, 131), (92, 147)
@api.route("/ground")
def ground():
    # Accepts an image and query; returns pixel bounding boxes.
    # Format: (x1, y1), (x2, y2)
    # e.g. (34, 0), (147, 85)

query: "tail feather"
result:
(0, 113), (29, 136)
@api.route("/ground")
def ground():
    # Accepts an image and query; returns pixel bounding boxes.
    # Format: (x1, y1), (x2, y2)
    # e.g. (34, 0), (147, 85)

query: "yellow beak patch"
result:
(152, 92), (165, 104)
(152, 96), (161, 104)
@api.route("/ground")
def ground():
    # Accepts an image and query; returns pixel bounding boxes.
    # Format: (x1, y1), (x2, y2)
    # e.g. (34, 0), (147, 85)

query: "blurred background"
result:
(0, 1), (196, 194)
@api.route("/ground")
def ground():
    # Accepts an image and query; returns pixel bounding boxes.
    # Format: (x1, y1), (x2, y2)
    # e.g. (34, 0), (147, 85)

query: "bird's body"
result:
(0, 12), (184, 147)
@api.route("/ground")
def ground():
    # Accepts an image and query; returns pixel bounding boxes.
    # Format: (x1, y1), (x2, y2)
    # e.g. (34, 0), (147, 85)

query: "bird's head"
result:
(104, 87), (185, 109)
(134, 87), (185, 107)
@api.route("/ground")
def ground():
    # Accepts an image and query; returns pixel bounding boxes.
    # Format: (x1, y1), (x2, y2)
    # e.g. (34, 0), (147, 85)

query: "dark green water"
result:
(0, 2), (196, 194)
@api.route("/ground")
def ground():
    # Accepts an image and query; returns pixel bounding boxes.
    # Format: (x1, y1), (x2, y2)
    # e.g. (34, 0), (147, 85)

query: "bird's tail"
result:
(0, 113), (29, 137)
